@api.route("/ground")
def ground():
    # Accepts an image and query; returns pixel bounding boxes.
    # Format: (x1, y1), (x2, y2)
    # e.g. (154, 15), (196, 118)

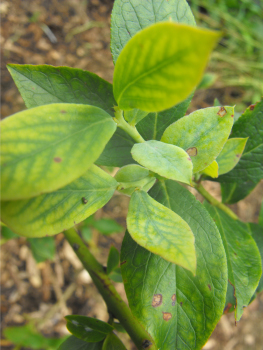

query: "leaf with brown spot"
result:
(152, 294), (163, 307)
(217, 106), (227, 117)
(162, 312), (172, 321)
(162, 106), (234, 173)
(1, 103), (116, 200)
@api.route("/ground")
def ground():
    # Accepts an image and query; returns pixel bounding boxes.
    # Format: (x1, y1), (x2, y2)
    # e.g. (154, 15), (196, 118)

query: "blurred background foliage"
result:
(190, 0), (263, 110)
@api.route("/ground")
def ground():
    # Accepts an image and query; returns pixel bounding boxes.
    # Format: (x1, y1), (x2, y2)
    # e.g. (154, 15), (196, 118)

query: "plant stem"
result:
(64, 228), (156, 350)
(194, 183), (238, 220)
(114, 107), (145, 143)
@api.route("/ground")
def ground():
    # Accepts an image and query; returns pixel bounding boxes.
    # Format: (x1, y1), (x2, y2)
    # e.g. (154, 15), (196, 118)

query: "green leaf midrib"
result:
(117, 48), (186, 103)
(3, 119), (111, 167)
(243, 142), (263, 156)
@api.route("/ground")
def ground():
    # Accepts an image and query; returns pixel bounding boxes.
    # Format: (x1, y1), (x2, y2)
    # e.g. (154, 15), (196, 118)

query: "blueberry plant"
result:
(1, 0), (263, 349)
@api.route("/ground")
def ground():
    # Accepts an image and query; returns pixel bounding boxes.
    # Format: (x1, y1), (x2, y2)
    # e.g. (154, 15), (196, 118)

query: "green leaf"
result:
(110, 0), (195, 64)
(121, 180), (227, 350)
(137, 94), (193, 141)
(217, 138), (247, 175)
(82, 227), (93, 242)
(248, 223), (263, 294)
(204, 203), (262, 321)
(93, 218), (123, 235)
(28, 237), (55, 263)
(65, 316), (113, 343)
(201, 160), (218, 178)
(108, 267), (123, 283)
(4, 323), (66, 350)
(1, 226), (19, 240)
(58, 336), (104, 350)
(197, 72), (217, 90)
(131, 140), (193, 185)
(102, 332), (126, 350)
(127, 190), (196, 274)
(112, 322), (126, 334)
(161, 106), (234, 173)
(7, 64), (116, 117)
(221, 181), (257, 204)
(115, 164), (156, 196)
(7, 64), (133, 169)
(107, 246), (120, 275)
(124, 109), (148, 126)
(1, 104), (116, 201)
(217, 98), (263, 184)
(113, 22), (221, 112)
(95, 129), (135, 167)
(1, 165), (117, 237)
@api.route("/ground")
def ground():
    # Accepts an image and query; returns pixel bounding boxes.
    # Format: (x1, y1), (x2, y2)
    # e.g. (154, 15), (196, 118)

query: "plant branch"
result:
(64, 228), (156, 350)
(114, 107), (145, 143)
(194, 182), (238, 220)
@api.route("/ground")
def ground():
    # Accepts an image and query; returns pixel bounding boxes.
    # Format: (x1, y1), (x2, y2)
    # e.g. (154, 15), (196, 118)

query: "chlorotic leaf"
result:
(102, 332), (126, 350)
(7, 63), (134, 170)
(28, 237), (55, 262)
(58, 336), (104, 350)
(204, 203), (262, 321)
(137, 94), (193, 141)
(161, 106), (234, 173)
(127, 190), (196, 274)
(1, 165), (117, 237)
(131, 140), (193, 185)
(7, 64), (116, 117)
(111, 0), (195, 64)
(201, 160), (218, 178)
(1, 104), (116, 200)
(217, 138), (247, 175)
(121, 180), (227, 350)
(115, 164), (156, 195)
(113, 22), (221, 112)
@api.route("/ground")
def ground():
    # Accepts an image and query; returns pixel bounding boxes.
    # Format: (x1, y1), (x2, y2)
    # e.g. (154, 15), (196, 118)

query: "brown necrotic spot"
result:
(217, 106), (227, 117)
(186, 147), (197, 157)
(54, 157), (62, 163)
(208, 284), (212, 291)
(152, 294), (162, 307)
(249, 104), (255, 110)
(236, 154), (241, 158)
(171, 294), (176, 306)
(224, 303), (233, 314)
(180, 302), (183, 306)
(162, 312), (172, 321)
(60, 110), (67, 114)
(120, 260), (127, 265)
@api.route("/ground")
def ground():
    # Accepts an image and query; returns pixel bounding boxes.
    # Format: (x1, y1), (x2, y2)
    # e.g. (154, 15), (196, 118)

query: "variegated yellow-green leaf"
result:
(113, 22), (221, 112)
(131, 140), (193, 185)
(217, 138), (247, 175)
(1, 165), (117, 237)
(202, 161), (218, 178)
(1, 104), (116, 200)
(115, 164), (156, 195)
(127, 190), (196, 274)
(161, 106), (234, 173)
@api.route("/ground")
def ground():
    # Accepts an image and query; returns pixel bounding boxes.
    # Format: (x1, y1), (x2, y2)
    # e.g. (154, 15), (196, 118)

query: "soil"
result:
(1, 1), (262, 349)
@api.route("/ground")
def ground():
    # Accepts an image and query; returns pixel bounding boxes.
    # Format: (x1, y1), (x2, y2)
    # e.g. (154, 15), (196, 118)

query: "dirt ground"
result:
(1, 1), (263, 349)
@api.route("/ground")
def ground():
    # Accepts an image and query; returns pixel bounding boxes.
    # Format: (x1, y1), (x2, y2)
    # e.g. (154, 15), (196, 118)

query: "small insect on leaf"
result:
(82, 197), (88, 204)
